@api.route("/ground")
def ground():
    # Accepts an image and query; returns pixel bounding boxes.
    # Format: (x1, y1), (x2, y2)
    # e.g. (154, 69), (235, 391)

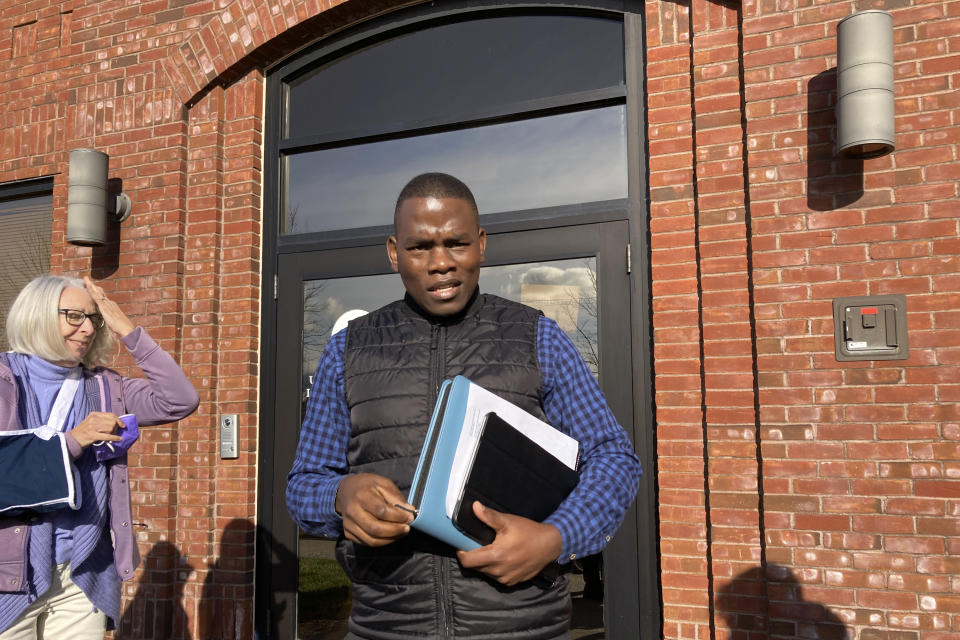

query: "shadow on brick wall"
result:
(199, 518), (257, 640)
(807, 69), (865, 211)
(115, 520), (271, 639)
(716, 563), (850, 640)
(89, 178), (123, 279)
(115, 541), (192, 639)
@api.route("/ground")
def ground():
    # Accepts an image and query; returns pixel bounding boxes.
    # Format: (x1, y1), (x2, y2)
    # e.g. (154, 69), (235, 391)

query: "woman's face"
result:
(56, 286), (98, 366)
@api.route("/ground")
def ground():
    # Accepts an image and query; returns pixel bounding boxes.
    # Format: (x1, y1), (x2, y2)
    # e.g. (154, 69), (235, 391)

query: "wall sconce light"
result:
(66, 149), (132, 246)
(836, 10), (895, 159)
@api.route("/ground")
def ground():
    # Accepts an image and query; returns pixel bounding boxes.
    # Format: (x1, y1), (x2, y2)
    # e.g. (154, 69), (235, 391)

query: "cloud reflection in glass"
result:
(284, 107), (627, 235)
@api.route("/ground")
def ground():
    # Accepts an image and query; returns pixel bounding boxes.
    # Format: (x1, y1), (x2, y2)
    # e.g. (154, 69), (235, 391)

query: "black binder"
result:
(453, 412), (580, 545)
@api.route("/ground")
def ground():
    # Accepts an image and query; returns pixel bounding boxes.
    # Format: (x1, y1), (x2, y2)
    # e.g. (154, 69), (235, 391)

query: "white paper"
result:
(445, 381), (578, 518)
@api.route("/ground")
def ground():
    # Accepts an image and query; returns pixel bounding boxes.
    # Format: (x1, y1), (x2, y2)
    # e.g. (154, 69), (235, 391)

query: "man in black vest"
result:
(287, 173), (641, 639)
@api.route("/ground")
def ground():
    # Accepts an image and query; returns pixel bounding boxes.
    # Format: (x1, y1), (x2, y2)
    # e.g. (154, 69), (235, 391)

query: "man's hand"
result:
(456, 502), (563, 586)
(335, 473), (415, 547)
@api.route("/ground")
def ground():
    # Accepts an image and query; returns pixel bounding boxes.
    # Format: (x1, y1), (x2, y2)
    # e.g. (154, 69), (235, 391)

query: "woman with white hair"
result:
(0, 274), (199, 638)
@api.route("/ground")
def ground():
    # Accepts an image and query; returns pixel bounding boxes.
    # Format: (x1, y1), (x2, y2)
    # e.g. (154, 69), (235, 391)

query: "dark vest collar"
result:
(401, 287), (483, 326)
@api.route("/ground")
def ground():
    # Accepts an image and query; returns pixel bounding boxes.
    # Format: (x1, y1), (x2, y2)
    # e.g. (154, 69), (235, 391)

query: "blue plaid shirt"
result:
(286, 314), (641, 562)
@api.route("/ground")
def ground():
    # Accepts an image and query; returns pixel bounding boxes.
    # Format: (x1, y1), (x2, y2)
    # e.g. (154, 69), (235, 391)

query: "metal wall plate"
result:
(833, 294), (908, 361)
(220, 414), (239, 459)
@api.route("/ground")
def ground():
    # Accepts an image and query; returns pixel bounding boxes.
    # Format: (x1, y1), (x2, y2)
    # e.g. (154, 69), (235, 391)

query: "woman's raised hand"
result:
(84, 276), (135, 338)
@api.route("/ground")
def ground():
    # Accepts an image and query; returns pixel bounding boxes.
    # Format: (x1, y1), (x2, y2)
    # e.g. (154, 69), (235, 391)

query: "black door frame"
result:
(257, 5), (658, 640)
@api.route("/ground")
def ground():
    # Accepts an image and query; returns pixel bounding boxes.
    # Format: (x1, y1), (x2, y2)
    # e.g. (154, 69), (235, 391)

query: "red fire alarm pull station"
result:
(833, 295), (908, 361)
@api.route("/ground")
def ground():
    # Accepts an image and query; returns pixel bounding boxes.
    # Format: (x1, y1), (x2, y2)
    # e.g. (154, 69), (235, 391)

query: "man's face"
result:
(387, 196), (486, 317)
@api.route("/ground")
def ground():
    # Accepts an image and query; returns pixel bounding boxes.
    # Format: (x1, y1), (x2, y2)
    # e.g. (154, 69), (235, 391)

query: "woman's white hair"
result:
(6, 274), (116, 367)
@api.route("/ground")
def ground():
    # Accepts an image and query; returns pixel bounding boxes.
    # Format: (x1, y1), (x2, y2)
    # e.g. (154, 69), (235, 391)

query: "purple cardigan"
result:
(0, 327), (198, 630)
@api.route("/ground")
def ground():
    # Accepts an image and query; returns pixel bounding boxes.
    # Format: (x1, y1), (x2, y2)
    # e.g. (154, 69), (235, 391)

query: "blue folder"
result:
(407, 376), (481, 551)
(406, 375), (580, 552)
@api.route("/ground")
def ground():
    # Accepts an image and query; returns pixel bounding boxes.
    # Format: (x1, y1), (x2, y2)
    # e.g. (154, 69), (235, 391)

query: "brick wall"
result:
(1, 0), (957, 637)
(0, 1), (269, 636)
(746, 0), (960, 637)
(647, 2), (762, 637)
(647, 0), (960, 638)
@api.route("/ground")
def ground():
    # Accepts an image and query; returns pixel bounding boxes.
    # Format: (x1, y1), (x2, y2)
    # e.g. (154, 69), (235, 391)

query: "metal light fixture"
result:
(836, 10), (895, 158)
(66, 149), (132, 246)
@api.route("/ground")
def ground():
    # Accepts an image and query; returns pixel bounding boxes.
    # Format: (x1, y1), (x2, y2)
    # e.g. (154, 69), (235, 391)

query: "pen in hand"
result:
(394, 504), (418, 517)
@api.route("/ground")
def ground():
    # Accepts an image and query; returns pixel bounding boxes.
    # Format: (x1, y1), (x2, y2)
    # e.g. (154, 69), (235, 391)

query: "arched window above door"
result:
(285, 13), (625, 139)
(274, 10), (628, 236)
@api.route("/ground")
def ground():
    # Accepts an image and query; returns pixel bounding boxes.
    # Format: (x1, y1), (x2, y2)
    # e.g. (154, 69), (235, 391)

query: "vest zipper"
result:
(430, 323), (453, 635)
(429, 324), (447, 400)
(440, 556), (454, 636)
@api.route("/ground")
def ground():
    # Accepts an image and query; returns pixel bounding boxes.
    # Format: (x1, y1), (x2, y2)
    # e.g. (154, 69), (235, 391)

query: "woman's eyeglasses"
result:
(59, 309), (105, 329)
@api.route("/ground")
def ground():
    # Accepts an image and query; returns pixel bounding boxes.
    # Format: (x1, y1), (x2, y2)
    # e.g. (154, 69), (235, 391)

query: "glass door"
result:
(268, 220), (639, 639)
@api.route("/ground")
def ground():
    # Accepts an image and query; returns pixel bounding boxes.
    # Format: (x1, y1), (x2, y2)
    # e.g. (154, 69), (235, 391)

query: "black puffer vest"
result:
(338, 292), (571, 639)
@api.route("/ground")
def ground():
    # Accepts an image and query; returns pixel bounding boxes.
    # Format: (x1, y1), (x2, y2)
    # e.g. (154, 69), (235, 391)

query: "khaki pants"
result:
(0, 564), (106, 640)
